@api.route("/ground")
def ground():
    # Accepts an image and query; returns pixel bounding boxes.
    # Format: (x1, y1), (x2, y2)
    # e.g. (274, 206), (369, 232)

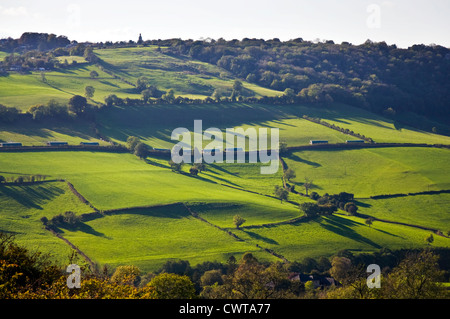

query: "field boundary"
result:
(44, 225), (97, 271)
(184, 203), (289, 262)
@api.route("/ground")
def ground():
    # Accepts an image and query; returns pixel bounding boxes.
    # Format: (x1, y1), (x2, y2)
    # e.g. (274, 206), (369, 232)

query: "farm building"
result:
(345, 140), (365, 143)
(0, 142), (22, 147)
(47, 141), (68, 146)
(309, 140), (328, 145)
(289, 273), (337, 289)
(80, 142), (100, 146)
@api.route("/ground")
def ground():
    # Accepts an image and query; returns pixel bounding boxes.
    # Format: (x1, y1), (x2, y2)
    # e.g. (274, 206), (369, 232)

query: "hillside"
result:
(0, 35), (449, 275)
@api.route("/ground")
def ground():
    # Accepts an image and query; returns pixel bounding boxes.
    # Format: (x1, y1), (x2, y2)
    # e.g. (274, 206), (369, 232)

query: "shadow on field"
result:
(317, 215), (382, 249)
(287, 154), (321, 168)
(54, 222), (108, 239)
(242, 229), (279, 245)
(0, 184), (64, 209)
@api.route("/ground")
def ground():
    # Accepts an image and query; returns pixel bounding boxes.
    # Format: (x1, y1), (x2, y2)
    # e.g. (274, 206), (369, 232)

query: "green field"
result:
(232, 213), (450, 261)
(0, 182), (93, 265)
(357, 193), (450, 231)
(0, 46), (282, 110)
(1, 46), (449, 274)
(284, 147), (450, 198)
(94, 46), (282, 99)
(297, 103), (450, 145)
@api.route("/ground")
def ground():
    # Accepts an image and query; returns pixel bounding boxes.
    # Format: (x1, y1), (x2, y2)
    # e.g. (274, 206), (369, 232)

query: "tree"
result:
(189, 166), (199, 176)
(193, 162), (206, 172)
(382, 250), (445, 299)
(274, 185), (289, 203)
(162, 89), (175, 103)
(329, 256), (356, 285)
(85, 86), (95, 99)
(126, 136), (141, 152)
(68, 95), (87, 115)
(232, 79), (243, 93)
(134, 142), (149, 159)
(136, 76), (149, 92)
(0, 176), (5, 183)
(303, 177), (313, 195)
(211, 89), (222, 102)
(200, 270), (223, 287)
(111, 265), (141, 286)
(141, 88), (152, 103)
(169, 159), (183, 173)
(344, 202), (358, 215)
(233, 215), (246, 229)
(89, 70), (99, 79)
(365, 217), (374, 227)
(299, 202), (320, 218)
(283, 168), (296, 182)
(146, 273), (196, 299)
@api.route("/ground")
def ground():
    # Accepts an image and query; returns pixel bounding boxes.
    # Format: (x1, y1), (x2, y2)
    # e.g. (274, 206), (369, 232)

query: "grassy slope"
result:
(0, 118), (109, 145)
(356, 193), (450, 231)
(0, 46), (282, 111)
(284, 147), (450, 198)
(232, 213), (450, 261)
(0, 182), (93, 265)
(94, 46), (282, 98)
(61, 205), (277, 272)
(0, 151), (299, 219)
(296, 103), (450, 145)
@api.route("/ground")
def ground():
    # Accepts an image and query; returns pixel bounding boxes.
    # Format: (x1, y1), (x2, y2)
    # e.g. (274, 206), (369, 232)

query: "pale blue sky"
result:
(0, 0), (449, 48)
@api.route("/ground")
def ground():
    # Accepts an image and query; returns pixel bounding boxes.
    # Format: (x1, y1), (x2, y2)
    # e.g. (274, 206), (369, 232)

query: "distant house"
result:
(345, 140), (365, 143)
(47, 141), (68, 146)
(80, 142), (99, 146)
(289, 273), (337, 289)
(0, 142), (22, 147)
(309, 140), (328, 145)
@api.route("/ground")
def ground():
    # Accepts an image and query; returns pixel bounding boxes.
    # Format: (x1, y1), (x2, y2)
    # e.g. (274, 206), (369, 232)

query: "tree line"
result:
(3, 32), (450, 119)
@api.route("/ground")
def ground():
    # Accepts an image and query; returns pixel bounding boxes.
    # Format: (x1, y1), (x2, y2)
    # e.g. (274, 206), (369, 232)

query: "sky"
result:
(0, 0), (449, 48)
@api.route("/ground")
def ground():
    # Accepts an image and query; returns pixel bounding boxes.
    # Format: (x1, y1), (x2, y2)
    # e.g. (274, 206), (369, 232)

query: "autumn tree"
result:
(146, 273), (196, 299)
(381, 250), (445, 299)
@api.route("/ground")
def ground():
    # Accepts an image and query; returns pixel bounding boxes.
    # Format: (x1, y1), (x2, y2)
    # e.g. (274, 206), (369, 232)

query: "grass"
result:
(97, 103), (353, 150)
(0, 151), (299, 215)
(0, 98), (449, 272)
(283, 147), (450, 198)
(0, 118), (109, 146)
(296, 103), (450, 145)
(60, 204), (278, 272)
(0, 181), (94, 265)
(94, 46), (282, 99)
(356, 193), (450, 231)
(232, 213), (450, 262)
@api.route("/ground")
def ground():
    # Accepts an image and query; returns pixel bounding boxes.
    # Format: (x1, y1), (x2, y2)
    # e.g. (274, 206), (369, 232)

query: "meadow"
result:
(0, 46), (449, 274)
(283, 147), (450, 198)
